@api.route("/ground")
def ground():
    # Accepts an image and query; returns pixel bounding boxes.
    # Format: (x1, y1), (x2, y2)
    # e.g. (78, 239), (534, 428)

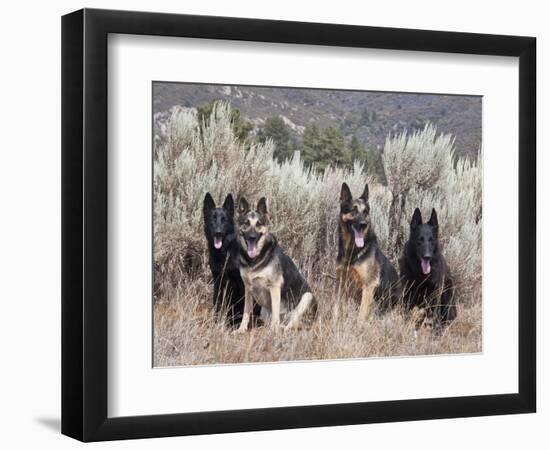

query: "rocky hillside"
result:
(153, 82), (481, 158)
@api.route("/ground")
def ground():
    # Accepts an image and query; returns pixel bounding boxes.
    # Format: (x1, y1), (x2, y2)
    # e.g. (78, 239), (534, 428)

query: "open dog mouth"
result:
(421, 258), (431, 275)
(213, 236), (223, 249)
(246, 237), (259, 258)
(351, 225), (365, 248)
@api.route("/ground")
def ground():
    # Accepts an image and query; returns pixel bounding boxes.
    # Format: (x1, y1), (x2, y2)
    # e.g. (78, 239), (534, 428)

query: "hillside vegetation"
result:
(153, 83), (482, 159)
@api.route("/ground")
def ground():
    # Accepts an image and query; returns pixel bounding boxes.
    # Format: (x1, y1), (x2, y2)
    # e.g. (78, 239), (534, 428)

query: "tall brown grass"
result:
(153, 102), (482, 367)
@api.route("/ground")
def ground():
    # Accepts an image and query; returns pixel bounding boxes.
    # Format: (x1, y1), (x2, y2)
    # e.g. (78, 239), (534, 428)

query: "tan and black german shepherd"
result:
(235, 197), (317, 332)
(336, 182), (400, 322)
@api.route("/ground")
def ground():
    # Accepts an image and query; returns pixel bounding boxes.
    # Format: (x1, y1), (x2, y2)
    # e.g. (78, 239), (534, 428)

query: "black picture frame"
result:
(61, 8), (536, 442)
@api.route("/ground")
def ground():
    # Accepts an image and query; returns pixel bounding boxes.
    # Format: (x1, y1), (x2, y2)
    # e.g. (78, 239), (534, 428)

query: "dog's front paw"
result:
(411, 306), (427, 329)
(422, 316), (434, 331)
(232, 327), (247, 335)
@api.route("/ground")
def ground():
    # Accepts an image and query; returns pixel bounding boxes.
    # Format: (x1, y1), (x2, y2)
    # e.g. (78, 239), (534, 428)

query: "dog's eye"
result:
(257, 222), (263, 227)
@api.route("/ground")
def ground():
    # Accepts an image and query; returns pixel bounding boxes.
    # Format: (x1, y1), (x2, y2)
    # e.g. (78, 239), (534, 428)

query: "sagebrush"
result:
(153, 102), (482, 366)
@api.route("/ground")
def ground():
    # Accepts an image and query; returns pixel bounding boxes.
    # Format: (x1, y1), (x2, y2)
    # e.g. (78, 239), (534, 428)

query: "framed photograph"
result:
(62, 8), (536, 442)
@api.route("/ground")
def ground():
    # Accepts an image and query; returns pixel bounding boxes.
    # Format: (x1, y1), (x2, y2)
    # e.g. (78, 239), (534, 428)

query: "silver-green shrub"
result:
(383, 124), (482, 302)
(154, 103), (481, 306)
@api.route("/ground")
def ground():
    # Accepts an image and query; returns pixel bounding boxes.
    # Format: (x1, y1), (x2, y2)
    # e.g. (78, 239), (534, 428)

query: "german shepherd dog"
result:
(399, 208), (456, 330)
(235, 197), (317, 332)
(203, 193), (247, 327)
(336, 183), (400, 322)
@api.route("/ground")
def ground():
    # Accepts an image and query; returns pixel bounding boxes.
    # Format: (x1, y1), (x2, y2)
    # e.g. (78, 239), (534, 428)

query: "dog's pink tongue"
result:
(214, 237), (222, 249)
(353, 229), (364, 248)
(247, 241), (257, 258)
(421, 259), (431, 275)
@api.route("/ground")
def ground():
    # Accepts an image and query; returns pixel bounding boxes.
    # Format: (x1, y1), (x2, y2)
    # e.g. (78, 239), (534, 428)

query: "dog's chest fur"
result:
(241, 262), (286, 312)
(337, 250), (380, 298)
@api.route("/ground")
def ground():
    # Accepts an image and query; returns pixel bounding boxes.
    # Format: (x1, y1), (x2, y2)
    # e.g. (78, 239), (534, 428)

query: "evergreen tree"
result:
(301, 124), (322, 167)
(321, 126), (351, 169)
(302, 125), (352, 170)
(257, 116), (296, 162)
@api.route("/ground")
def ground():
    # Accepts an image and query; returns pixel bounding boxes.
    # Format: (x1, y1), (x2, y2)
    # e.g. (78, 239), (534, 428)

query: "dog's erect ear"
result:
(238, 197), (249, 215)
(203, 193), (216, 214)
(222, 194), (234, 214)
(359, 183), (369, 202)
(428, 208), (439, 230)
(410, 208), (423, 230)
(257, 197), (268, 215)
(340, 183), (352, 204)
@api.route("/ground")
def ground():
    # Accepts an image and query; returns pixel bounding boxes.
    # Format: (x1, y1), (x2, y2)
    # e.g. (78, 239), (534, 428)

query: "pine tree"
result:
(301, 124), (322, 167)
(256, 116), (296, 162)
(302, 125), (352, 170)
(321, 127), (351, 169)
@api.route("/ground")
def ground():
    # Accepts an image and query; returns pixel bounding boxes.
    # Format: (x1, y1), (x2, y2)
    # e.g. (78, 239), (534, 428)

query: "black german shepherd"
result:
(235, 197), (317, 332)
(336, 182), (400, 321)
(399, 208), (456, 329)
(203, 193), (247, 327)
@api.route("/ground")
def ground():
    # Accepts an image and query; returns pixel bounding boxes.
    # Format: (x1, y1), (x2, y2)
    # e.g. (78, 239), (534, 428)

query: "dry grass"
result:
(154, 276), (481, 367)
(153, 102), (482, 367)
